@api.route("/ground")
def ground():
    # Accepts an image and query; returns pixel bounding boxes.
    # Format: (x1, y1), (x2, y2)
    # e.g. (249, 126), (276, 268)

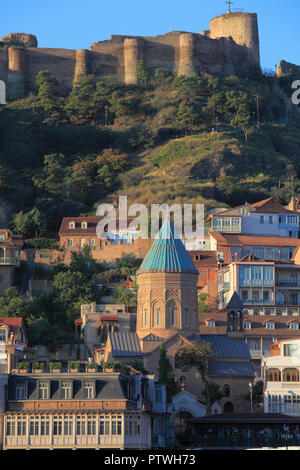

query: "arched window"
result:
(144, 308), (147, 327)
(152, 303), (161, 327)
(179, 376), (186, 392)
(284, 368), (299, 382)
(224, 402), (234, 413)
(267, 369), (281, 382)
(223, 384), (230, 397)
(166, 300), (178, 327)
(156, 307), (160, 326)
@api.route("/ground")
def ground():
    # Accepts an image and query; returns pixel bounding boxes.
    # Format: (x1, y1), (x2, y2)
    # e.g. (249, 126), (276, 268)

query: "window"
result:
(40, 416), (50, 435)
(284, 369), (299, 382)
(260, 216), (264, 224)
(206, 320), (215, 328)
(69, 222), (75, 229)
(263, 291), (269, 301)
(38, 383), (49, 399)
(243, 321), (251, 329)
(0, 327), (7, 342)
(6, 417), (16, 436)
(29, 416), (39, 436)
(87, 415), (97, 435)
(67, 239), (73, 247)
(223, 384), (230, 397)
(81, 222), (87, 229)
(290, 322), (299, 330)
(276, 292), (285, 305)
(179, 376), (186, 392)
(269, 216), (273, 224)
(267, 369), (281, 382)
(84, 382), (94, 399)
(144, 308), (147, 327)
(290, 294), (298, 305)
(241, 290), (248, 301)
(266, 321), (275, 329)
(61, 382), (71, 399)
(156, 307), (160, 326)
(111, 415), (122, 435)
(53, 415), (63, 435)
(89, 239), (95, 247)
(284, 344), (299, 356)
(16, 383), (26, 400)
(17, 417), (26, 436)
(167, 301), (177, 327)
(63, 416), (73, 435)
(99, 415), (110, 435)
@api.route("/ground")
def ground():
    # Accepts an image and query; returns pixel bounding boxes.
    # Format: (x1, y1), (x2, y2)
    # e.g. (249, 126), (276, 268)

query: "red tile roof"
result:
(59, 217), (138, 236)
(210, 232), (299, 247)
(188, 250), (218, 267)
(210, 198), (298, 218)
(0, 317), (23, 339)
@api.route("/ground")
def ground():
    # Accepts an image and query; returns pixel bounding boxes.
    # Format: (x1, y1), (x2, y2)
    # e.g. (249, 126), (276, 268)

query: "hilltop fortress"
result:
(0, 12), (260, 98)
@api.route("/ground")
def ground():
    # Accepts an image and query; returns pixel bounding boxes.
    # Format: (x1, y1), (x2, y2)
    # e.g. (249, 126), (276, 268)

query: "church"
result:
(104, 220), (254, 413)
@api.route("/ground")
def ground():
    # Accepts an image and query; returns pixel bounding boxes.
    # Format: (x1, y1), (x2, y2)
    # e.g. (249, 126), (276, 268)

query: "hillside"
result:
(0, 68), (299, 237)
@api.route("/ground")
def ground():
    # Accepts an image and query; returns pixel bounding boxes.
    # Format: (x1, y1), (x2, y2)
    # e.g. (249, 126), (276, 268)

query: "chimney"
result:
(234, 252), (239, 262)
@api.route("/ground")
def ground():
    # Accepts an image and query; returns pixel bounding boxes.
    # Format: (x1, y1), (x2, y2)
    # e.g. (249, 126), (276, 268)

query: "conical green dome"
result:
(138, 219), (198, 274)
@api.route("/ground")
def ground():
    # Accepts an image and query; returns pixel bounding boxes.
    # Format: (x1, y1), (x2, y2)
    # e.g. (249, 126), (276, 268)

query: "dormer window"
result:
(205, 319), (215, 328)
(69, 221), (75, 229)
(81, 222), (87, 229)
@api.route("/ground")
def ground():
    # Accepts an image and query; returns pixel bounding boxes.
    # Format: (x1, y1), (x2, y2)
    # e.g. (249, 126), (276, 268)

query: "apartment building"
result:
(263, 338), (300, 416)
(206, 198), (300, 238)
(2, 370), (167, 450)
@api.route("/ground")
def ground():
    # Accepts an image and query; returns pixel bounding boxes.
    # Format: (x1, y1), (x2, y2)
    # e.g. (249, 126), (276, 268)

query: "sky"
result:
(1, 0), (299, 70)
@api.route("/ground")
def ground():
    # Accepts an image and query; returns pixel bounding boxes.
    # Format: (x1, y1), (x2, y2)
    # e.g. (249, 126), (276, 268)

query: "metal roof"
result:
(209, 361), (254, 378)
(188, 334), (251, 359)
(138, 220), (198, 274)
(109, 332), (142, 357)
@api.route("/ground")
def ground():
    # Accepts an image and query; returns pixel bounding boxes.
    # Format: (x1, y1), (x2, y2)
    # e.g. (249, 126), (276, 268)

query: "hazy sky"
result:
(1, 0), (299, 70)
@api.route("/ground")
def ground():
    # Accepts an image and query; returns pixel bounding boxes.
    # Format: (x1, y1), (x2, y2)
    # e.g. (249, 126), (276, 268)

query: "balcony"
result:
(0, 256), (20, 266)
(276, 281), (300, 288)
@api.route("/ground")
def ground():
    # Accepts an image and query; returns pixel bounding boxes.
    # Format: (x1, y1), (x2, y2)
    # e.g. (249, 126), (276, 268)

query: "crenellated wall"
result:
(0, 12), (260, 97)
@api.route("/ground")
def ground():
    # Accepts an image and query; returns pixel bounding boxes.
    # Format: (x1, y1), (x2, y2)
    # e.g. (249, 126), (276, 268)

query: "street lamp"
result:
(249, 383), (253, 413)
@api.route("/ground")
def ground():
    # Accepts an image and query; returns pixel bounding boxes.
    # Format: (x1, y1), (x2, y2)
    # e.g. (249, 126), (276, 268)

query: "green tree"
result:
(177, 340), (216, 413)
(33, 153), (66, 196)
(65, 74), (97, 124)
(0, 287), (26, 317)
(225, 90), (252, 140)
(53, 271), (93, 305)
(198, 294), (209, 313)
(136, 60), (150, 87)
(112, 285), (136, 306)
(11, 208), (46, 241)
(70, 245), (104, 280)
(176, 100), (199, 132)
(154, 69), (173, 90)
(35, 70), (62, 122)
(158, 345), (178, 402)
(201, 381), (223, 411)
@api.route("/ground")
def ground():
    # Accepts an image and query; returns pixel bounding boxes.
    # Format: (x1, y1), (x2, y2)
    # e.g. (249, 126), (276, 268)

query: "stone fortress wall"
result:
(0, 12), (260, 98)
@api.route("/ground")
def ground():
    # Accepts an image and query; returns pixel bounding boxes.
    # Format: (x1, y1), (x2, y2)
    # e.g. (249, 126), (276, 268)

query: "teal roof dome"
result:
(138, 219), (198, 274)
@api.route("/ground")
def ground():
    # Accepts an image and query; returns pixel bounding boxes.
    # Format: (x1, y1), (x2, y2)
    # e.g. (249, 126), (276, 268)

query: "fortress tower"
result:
(136, 220), (199, 341)
(209, 12), (260, 66)
(0, 11), (261, 97)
